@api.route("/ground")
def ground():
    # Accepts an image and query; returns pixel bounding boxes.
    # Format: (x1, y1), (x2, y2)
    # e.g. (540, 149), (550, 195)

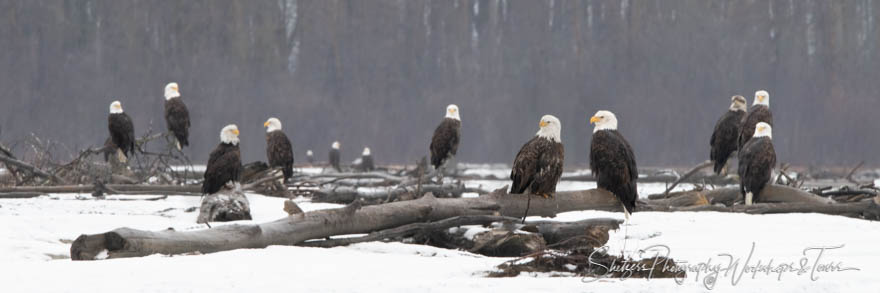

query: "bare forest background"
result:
(0, 0), (878, 168)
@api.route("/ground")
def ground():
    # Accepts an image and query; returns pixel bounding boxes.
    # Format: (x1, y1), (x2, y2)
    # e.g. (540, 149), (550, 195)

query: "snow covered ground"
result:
(0, 168), (877, 292)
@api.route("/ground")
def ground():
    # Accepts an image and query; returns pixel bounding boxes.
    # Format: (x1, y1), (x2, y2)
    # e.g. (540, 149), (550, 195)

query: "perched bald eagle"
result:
(590, 110), (638, 219)
(264, 118), (294, 182)
(163, 82), (190, 150)
(108, 101), (135, 163)
(430, 104), (461, 171)
(306, 150), (315, 164)
(329, 141), (342, 172)
(710, 95), (747, 174)
(510, 115), (564, 198)
(738, 122), (776, 205)
(359, 147), (374, 172)
(202, 125), (242, 194)
(738, 90), (773, 149)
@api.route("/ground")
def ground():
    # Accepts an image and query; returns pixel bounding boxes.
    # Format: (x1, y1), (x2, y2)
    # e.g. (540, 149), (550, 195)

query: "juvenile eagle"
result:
(510, 115), (564, 198)
(710, 95), (747, 174)
(590, 110), (638, 219)
(264, 118), (294, 182)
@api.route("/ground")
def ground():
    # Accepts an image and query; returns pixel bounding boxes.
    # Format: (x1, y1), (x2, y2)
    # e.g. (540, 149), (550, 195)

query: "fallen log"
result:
(311, 183), (465, 205)
(70, 194), (499, 260)
(648, 184), (833, 206)
(642, 199), (880, 220)
(197, 187), (252, 223)
(68, 185), (861, 260)
(0, 192), (47, 199)
(0, 184), (200, 195)
(300, 215), (520, 248)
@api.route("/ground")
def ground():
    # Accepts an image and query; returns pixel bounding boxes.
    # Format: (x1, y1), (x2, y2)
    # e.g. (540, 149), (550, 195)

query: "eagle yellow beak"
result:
(233, 129), (240, 136)
(590, 116), (600, 124)
(758, 96), (765, 102)
(264, 121), (270, 127)
(539, 121), (548, 127)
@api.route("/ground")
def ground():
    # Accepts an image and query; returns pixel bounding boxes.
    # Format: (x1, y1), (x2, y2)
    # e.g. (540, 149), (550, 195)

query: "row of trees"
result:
(0, 0), (877, 166)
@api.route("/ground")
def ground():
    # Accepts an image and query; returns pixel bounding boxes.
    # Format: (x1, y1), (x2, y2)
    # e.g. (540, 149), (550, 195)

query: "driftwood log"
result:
(197, 187), (252, 223)
(311, 183), (465, 205)
(69, 184), (874, 260)
(0, 184), (201, 195)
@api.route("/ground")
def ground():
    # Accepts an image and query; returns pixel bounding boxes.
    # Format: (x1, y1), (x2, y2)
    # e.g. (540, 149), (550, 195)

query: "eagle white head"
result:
(535, 115), (562, 143)
(753, 90), (769, 106)
(445, 104), (461, 121)
(332, 141), (340, 150)
(362, 147), (371, 156)
(264, 117), (282, 133)
(306, 150), (314, 156)
(220, 124), (240, 145)
(165, 82), (180, 100)
(590, 110), (618, 133)
(730, 95), (748, 112)
(754, 122), (772, 139)
(109, 101), (124, 114)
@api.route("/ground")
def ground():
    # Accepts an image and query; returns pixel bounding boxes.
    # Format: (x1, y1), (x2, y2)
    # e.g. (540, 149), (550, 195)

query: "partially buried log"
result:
(197, 186), (252, 223)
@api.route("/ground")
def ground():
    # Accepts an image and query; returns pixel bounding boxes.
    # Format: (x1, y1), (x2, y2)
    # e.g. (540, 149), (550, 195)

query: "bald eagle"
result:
(738, 122), (776, 205)
(430, 104), (461, 171)
(202, 125), (242, 194)
(710, 95), (747, 174)
(306, 150), (315, 164)
(510, 115), (564, 198)
(738, 90), (773, 149)
(264, 118), (294, 182)
(590, 110), (638, 219)
(359, 147), (375, 172)
(107, 101), (135, 163)
(163, 82), (190, 150)
(329, 141), (342, 172)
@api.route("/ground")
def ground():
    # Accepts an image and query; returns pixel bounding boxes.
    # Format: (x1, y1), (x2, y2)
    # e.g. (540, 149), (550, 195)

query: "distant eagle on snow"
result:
(738, 122), (776, 205)
(359, 147), (375, 172)
(264, 118), (294, 182)
(107, 101), (135, 163)
(710, 95), (747, 174)
(329, 141), (342, 172)
(590, 110), (638, 219)
(509, 115), (564, 198)
(202, 125), (242, 195)
(163, 82), (191, 150)
(429, 104), (461, 171)
(738, 90), (773, 149)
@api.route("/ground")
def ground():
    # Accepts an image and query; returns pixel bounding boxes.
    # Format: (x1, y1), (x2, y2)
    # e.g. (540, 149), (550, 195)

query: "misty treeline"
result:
(0, 0), (877, 167)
